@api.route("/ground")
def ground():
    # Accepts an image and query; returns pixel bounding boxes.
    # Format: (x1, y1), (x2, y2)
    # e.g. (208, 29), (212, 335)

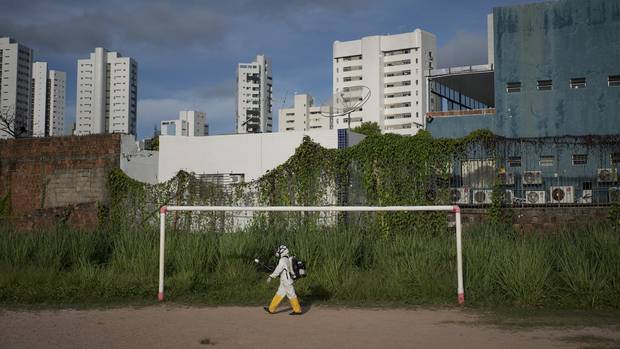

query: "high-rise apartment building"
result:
(235, 55), (272, 133)
(31, 62), (66, 137)
(333, 30), (436, 135)
(278, 94), (330, 132)
(75, 47), (138, 136)
(0, 37), (33, 138)
(160, 110), (208, 136)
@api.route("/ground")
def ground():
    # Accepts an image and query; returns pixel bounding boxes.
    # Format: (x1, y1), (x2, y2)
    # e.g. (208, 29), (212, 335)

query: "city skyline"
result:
(0, 0), (531, 138)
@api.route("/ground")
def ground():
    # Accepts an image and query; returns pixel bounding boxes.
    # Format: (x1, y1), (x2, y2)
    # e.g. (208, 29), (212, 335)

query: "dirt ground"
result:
(1, 305), (619, 349)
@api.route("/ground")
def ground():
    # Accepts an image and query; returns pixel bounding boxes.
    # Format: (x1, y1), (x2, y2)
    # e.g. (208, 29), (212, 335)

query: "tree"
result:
(352, 121), (381, 137)
(0, 107), (27, 138)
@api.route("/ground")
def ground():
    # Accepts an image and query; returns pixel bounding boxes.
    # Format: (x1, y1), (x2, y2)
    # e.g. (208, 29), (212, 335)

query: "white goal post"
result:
(158, 205), (465, 305)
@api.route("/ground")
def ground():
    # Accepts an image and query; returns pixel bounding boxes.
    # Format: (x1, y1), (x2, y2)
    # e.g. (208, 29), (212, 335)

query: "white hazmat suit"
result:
(265, 245), (302, 315)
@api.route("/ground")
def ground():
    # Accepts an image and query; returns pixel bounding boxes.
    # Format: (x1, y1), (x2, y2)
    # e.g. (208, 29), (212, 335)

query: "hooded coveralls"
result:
(267, 253), (302, 314)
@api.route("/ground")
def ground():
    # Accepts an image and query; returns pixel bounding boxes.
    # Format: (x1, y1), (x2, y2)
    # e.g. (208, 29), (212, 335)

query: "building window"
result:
(537, 80), (552, 91)
(611, 153), (620, 164)
(539, 155), (554, 167)
(572, 154), (587, 165)
(609, 75), (620, 87)
(507, 156), (522, 167)
(570, 77), (586, 89)
(506, 82), (521, 93)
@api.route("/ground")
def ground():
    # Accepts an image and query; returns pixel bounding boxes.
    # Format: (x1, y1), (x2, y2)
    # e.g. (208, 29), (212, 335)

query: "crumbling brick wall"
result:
(0, 134), (121, 230)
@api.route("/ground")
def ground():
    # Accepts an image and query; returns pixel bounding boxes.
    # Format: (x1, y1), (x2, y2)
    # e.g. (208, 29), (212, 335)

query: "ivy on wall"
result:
(105, 126), (501, 232)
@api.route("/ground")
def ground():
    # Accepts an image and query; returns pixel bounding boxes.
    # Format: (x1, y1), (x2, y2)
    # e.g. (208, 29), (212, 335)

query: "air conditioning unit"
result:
(523, 171), (543, 185)
(598, 168), (618, 183)
(550, 186), (574, 203)
(472, 189), (493, 204)
(499, 172), (515, 186)
(503, 189), (514, 204)
(579, 189), (593, 204)
(450, 187), (470, 204)
(525, 190), (546, 204)
(610, 187), (620, 203)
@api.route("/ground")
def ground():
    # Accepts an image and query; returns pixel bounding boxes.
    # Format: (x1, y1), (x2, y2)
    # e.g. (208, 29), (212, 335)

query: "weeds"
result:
(0, 222), (618, 308)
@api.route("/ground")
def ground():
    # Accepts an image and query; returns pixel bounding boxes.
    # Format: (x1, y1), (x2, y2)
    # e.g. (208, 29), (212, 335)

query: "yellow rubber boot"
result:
(289, 297), (302, 314)
(268, 294), (284, 313)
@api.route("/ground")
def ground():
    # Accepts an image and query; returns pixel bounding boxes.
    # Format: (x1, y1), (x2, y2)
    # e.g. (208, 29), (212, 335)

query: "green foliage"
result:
(0, 192), (9, 218)
(1, 222), (619, 308)
(352, 121), (381, 137)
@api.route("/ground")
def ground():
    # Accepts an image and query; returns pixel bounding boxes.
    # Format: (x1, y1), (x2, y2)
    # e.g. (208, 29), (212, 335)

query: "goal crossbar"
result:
(158, 205), (465, 304)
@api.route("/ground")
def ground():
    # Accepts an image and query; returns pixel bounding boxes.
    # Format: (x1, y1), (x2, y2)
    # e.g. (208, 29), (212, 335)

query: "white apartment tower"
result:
(235, 55), (272, 133)
(32, 62), (66, 137)
(333, 30), (436, 135)
(0, 37), (33, 138)
(278, 94), (330, 132)
(160, 110), (207, 136)
(75, 47), (138, 136)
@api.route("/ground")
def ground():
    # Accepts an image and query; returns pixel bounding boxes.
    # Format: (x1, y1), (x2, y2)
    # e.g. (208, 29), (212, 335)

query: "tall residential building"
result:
(160, 110), (208, 136)
(31, 62), (66, 137)
(278, 94), (330, 132)
(0, 37), (33, 138)
(75, 47), (138, 136)
(333, 30), (437, 135)
(235, 55), (272, 133)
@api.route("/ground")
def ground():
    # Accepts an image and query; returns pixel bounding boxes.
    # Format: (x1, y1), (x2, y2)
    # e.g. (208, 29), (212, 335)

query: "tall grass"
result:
(0, 221), (618, 308)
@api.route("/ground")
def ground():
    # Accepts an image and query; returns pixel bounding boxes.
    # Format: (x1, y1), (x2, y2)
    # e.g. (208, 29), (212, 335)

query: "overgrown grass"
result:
(0, 221), (619, 308)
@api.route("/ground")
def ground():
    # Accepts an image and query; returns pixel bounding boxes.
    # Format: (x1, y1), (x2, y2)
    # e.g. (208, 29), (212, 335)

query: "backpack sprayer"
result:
(254, 258), (273, 271)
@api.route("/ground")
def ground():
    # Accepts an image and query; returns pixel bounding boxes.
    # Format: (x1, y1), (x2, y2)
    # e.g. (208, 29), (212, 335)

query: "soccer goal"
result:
(157, 205), (465, 304)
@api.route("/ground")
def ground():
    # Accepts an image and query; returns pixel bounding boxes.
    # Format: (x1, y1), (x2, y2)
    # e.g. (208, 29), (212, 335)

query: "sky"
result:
(1, 0), (532, 139)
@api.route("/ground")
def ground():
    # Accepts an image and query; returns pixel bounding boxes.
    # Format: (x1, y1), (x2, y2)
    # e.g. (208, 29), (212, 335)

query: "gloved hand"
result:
(266, 277), (272, 284)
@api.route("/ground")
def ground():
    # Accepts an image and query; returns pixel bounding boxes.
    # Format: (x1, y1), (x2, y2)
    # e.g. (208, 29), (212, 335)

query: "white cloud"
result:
(438, 31), (489, 68)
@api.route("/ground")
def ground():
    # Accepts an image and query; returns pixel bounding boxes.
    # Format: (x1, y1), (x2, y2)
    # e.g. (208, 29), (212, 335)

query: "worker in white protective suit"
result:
(264, 245), (302, 315)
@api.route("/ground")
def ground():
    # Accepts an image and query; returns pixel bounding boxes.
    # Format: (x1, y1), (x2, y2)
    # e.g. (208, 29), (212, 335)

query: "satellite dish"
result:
(320, 86), (371, 129)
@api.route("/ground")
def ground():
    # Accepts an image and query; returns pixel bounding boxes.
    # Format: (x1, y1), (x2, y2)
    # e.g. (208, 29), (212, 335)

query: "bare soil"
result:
(1, 305), (619, 348)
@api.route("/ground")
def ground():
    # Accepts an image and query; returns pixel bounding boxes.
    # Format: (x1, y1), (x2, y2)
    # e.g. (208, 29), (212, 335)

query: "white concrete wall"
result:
(120, 134), (158, 184)
(159, 130), (345, 183)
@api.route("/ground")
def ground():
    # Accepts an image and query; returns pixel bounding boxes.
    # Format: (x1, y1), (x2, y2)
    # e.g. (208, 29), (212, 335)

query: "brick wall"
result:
(0, 134), (121, 230)
(459, 206), (610, 233)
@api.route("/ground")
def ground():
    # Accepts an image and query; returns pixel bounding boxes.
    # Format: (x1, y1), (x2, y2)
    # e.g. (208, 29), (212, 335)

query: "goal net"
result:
(157, 205), (465, 305)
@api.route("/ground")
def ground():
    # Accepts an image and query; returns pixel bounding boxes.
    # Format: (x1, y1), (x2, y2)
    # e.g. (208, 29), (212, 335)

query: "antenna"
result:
(319, 86), (371, 129)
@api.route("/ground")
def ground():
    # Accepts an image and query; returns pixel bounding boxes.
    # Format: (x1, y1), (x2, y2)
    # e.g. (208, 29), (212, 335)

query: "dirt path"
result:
(1, 305), (618, 348)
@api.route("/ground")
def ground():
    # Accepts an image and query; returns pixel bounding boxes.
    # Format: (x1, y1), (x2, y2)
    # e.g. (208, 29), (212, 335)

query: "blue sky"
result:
(1, 0), (532, 139)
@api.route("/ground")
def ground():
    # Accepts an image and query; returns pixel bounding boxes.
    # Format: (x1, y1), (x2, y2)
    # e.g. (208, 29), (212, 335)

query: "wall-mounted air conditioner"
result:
(523, 171), (543, 185)
(499, 172), (515, 186)
(579, 190), (593, 204)
(525, 190), (546, 204)
(598, 168), (618, 183)
(550, 186), (574, 203)
(610, 187), (620, 203)
(472, 189), (493, 204)
(503, 189), (514, 204)
(450, 187), (469, 204)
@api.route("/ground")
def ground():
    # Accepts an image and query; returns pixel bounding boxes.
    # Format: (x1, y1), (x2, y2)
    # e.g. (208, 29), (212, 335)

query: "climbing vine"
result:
(105, 127), (509, 233)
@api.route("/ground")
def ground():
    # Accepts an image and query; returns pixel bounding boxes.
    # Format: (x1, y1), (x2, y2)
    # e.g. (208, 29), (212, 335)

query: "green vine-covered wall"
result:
(105, 128), (500, 232)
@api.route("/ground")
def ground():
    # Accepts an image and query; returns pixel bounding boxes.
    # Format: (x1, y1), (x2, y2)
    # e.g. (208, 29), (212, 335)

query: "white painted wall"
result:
(120, 134), (158, 184)
(158, 130), (363, 183)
